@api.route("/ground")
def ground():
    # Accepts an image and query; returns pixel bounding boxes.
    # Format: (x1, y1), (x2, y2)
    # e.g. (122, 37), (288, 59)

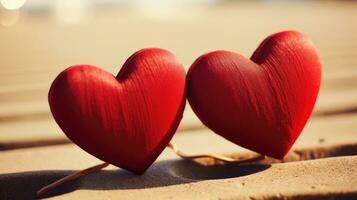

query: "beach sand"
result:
(0, 1), (357, 199)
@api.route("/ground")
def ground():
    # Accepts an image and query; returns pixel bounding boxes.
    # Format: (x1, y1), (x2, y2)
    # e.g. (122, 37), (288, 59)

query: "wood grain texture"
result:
(187, 31), (321, 159)
(0, 1), (356, 199)
(48, 48), (186, 173)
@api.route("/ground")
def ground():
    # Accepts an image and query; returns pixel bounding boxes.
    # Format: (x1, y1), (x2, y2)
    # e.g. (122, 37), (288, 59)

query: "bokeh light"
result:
(0, 0), (26, 10)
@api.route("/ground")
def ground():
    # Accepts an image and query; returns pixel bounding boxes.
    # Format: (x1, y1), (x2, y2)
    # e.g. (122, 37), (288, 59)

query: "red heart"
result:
(49, 48), (186, 173)
(187, 31), (321, 159)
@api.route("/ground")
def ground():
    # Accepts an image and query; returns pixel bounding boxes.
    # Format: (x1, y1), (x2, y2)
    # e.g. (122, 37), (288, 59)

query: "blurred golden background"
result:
(1, 1), (357, 199)
(1, 0), (357, 147)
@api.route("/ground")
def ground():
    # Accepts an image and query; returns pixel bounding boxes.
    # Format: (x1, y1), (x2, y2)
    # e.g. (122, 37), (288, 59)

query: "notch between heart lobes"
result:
(49, 48), (186, 174)
(187, 31), (321, 159)
(49, 31), (321, 173)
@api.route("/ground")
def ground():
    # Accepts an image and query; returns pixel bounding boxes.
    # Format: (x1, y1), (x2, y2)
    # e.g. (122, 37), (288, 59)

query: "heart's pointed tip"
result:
(50, 48), (186, 176)
(115, 162), (152, 175)
(262, 149), (290, 160)
(269, 153), (288, 160)
(128, 167), (148, 175)
(239, 143), (290, 161)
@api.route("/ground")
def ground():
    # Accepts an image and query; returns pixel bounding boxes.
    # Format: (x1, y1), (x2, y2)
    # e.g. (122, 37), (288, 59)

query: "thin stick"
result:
(37, 162), (109, 197)
(37, 143), (264, 197)
(167, 142), (265, 164)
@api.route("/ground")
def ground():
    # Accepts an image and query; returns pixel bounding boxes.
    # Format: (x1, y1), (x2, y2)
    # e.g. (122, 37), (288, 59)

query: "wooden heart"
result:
(49, 48), (186, 173)
(187, 31), (321, 159)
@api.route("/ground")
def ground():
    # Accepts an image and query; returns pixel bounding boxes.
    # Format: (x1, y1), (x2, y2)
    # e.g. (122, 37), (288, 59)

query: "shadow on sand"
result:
(0, 159), (270, 199)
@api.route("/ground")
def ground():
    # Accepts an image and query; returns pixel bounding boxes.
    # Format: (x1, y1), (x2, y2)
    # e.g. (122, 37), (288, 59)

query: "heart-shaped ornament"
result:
(187, 31), (321, 159)
(49, 48), (186, 173)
